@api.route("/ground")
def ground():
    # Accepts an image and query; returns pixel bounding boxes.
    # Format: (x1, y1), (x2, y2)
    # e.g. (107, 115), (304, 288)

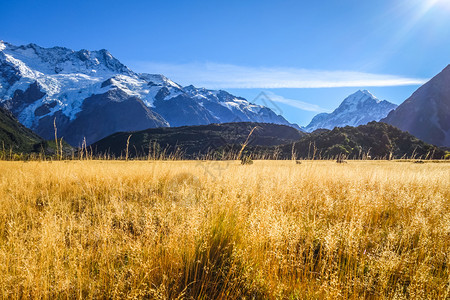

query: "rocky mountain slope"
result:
(382, 65), (450, 147)
(304, 90), (397, 132)
(0, 41), (298, 146)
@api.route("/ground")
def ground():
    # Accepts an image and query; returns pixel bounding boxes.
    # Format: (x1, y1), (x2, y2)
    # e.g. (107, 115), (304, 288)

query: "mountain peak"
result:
(26, 43), (38, 49)
(0, 41), (133, 76)
(138, 73), (182, 89)
(360, 89), (374, 96)
(350, 89), (376, 99)
(340, 90), (379, 107)
(303, 90), (397, 132)
(98, 48), (112, 57)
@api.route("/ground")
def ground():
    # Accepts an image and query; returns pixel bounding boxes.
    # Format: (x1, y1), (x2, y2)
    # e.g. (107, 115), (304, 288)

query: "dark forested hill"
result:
(274, 122), (446, 159)
(0, 107), (74, 157)
(91, 121), (446, 159)
(0, 106), (43, 153)
(91, 122), (305, 158)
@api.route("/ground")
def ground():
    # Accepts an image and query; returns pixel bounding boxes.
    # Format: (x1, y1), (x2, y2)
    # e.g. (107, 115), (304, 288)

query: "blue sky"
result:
(1, 0), (450, 125)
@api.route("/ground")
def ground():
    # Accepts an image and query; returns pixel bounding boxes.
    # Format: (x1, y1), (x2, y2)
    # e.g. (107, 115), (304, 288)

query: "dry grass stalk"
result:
(125, 134), (132, 161)
(237, 126), (257, 160)
(53, 117), (59, 160)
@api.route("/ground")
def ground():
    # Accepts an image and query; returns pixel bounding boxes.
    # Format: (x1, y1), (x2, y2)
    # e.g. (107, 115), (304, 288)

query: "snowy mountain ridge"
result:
(303, 90), (397, 132)
(0, 41), (299, 145)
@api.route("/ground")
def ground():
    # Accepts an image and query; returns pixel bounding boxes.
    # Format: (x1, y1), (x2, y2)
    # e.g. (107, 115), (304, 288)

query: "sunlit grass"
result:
(0, 160), (449, 299)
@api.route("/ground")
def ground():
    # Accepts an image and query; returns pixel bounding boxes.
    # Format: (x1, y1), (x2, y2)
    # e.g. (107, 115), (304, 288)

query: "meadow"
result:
(0, 160), (449, 299)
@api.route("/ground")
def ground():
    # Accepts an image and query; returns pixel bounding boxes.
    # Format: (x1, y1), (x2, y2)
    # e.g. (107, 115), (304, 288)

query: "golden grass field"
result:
(0, 160), (449, 299)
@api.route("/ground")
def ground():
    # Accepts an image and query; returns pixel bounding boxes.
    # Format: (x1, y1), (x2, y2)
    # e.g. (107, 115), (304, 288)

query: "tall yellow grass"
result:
(0, 160), (449, 299)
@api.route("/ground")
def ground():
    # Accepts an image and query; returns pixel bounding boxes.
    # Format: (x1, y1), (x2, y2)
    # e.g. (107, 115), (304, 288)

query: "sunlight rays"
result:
(365, 0), (449, 70)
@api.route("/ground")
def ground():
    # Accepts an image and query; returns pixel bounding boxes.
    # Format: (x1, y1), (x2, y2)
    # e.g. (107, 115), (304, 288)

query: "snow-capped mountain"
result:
(382, 65), (450, 147)
(0, 41), (298, 146)
(303, 90), (397, 132)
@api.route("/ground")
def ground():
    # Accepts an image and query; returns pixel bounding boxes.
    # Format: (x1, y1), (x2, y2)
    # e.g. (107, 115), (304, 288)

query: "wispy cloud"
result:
(130, 61), (427, 89)
(261, 91), (329, 113)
